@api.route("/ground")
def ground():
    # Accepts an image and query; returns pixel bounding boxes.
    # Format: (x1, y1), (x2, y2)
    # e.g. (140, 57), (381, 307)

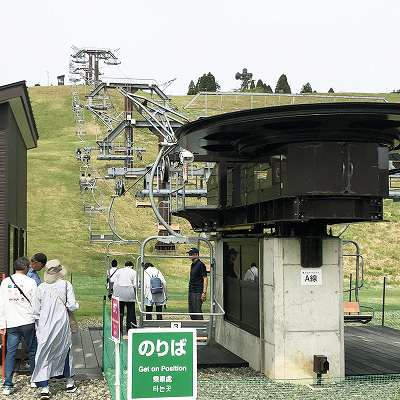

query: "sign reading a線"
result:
(128, 328), (197, 400)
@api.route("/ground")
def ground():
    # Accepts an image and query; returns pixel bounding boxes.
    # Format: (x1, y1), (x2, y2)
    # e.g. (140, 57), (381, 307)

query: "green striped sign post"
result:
(128, 328), (197, 399)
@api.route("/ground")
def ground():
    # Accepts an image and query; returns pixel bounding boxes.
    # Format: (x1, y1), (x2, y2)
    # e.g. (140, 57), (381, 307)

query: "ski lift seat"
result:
(158, 224), (180, 232)
(90, 233), (115, 243)
(83, 206), (104, 213)
(135, 201), (152, 208)
(344, 302), (374, 324)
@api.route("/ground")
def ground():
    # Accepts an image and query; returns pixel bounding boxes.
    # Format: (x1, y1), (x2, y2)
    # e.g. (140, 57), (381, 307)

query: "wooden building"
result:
(0, 81), (38, 275)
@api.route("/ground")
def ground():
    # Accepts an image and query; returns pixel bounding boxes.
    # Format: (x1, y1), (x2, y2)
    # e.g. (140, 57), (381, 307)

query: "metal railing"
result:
(135, 235), (225, 345)
(342, 240), (364, 302)
(184, 91), (389, 114)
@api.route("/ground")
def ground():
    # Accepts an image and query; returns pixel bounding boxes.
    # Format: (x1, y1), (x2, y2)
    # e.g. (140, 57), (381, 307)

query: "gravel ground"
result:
(0, 374), (112, 400)
(77, 318), (103, 331)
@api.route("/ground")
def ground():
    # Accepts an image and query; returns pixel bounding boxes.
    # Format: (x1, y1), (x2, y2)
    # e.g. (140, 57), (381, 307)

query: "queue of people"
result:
(107, 247), (209, 325)
(108, 260), (169, 331)
(0, 254), (79, 399)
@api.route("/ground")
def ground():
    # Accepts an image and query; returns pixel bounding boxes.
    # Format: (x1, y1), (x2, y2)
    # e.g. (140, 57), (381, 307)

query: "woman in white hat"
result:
(31, 260), (79, 400)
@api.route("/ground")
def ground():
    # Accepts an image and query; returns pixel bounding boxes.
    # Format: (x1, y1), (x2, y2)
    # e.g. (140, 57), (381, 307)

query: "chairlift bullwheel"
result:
(160, 156), (170, 183)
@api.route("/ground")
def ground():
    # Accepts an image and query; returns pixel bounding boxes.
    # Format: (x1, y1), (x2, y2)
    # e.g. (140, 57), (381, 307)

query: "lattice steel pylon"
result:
(70, 46), (120, 87)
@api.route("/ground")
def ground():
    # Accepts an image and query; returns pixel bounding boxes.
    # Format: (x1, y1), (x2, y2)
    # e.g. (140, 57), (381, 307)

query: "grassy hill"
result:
(26, 86), (400, 321)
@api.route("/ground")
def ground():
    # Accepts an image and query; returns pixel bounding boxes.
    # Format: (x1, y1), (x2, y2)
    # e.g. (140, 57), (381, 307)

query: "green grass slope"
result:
(26, 86), (400, 321)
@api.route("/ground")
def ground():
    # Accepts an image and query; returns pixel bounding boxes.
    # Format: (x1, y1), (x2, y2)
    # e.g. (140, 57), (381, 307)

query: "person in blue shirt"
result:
(27, 253), (47, 286)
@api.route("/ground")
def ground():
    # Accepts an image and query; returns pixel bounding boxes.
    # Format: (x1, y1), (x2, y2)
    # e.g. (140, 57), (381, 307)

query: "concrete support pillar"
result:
(215, 237), (344, 380)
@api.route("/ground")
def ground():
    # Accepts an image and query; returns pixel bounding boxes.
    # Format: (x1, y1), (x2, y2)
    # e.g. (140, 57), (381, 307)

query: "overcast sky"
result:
(1, 0), (399, 95)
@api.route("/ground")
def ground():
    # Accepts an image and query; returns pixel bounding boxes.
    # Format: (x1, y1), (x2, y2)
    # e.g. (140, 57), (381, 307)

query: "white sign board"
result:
(301, 269), (322, 286)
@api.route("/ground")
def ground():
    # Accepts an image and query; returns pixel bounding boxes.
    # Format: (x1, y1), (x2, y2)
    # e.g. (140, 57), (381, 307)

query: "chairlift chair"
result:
(344, 302), (374, 324)
(343, 240), (375, 324)
(136, 235), (225, 345)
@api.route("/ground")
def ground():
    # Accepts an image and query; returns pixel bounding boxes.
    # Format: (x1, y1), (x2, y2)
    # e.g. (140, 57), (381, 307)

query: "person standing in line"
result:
(187, 248), (208, 320)
(107, 259), (118, 300)
(113, 260), (137, 332)
(31, 260), (79, 400)
(225, 248), (238, 278)
(27, 253), (47, 286)
(143, 262), (167, 320)
(243, 262), (259, 283)
(0, 257), (37, 396)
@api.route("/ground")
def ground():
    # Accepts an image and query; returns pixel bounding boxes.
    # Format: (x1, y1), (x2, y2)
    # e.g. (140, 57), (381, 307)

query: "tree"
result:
(195, 72), (220, 92)
(264, 84), (273, 93)
(328, 87), (334, 93)
(206, 72), (220, 92)
(187, 80), (196, 95)
(250, 80), (255, 90)
(300, 82), (312, 93)
(256, 79), (264, 89)
(275, 74), (291, 94)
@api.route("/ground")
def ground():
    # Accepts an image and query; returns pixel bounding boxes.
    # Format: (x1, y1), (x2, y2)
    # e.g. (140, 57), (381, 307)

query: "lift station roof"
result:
(176, 102), (400, 160)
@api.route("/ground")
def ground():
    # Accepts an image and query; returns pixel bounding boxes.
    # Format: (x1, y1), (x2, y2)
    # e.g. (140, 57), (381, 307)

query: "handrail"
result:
(342, 240), (364, 302)
(184, 91), (389, 110)
(136, 235), (225, 345)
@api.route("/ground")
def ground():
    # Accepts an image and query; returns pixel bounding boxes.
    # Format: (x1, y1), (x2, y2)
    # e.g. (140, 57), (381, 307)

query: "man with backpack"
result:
(143, 262), (167, 320)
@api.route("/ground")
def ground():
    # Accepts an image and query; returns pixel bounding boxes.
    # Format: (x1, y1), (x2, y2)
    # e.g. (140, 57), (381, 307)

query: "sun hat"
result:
(44, 259), (67, 284)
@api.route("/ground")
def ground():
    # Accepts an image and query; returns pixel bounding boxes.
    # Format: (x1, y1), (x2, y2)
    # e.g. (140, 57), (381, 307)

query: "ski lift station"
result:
(174, 102), (400, 380)
(68, 46), (400, 388)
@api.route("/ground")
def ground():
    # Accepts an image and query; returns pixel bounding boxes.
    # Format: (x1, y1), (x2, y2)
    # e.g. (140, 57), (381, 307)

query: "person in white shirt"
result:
(107, 259), (118, 300)
(143, 262), (167, 320)
(0, 257), (37, 396)
(243, 263), (259, 283)
(112, 261), (137, 332)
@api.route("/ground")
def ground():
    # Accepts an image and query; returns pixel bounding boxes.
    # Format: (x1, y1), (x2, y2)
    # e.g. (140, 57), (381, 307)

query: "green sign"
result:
(128, 328), (197, 400)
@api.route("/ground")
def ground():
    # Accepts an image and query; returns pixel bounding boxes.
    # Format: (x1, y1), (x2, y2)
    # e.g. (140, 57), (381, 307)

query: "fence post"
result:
(382, 276), (386, 326)
(102, 296), (106, 372)
(349, 273), (352, 302)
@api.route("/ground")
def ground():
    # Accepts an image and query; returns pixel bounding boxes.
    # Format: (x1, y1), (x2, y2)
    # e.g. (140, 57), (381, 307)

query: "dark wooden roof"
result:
(0, 81), (38, 149)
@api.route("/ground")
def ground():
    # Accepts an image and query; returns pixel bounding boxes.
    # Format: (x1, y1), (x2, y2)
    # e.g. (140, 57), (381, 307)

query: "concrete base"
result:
(215, 237), (344, 379)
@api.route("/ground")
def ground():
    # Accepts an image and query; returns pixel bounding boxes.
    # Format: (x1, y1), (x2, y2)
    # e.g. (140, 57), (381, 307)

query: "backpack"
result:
(147, 270), (163, 294)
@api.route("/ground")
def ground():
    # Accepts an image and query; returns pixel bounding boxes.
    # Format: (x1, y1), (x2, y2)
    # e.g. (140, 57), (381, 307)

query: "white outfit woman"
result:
(31, 280), (79, 383)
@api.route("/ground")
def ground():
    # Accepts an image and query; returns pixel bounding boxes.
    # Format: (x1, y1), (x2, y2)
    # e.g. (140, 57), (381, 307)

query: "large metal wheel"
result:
(160, 156), (170, 183)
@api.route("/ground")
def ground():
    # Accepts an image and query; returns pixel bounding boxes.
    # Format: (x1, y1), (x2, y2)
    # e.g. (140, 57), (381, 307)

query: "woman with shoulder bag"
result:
(31, 260), (79, 400)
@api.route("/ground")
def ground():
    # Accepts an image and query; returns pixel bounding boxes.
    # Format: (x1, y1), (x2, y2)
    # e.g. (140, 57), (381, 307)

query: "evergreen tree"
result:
(264, 84), (273, 93)
(300, 82), (313, 93)
(250, 80), (255, 90)
(187, 80), (196, 95)
(328, 87), (334, 93)
(195, 72), (220, 92)
(206, 72), (220, 92)
(256, 79), (264, 89)
(275, 74), (291, 94)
